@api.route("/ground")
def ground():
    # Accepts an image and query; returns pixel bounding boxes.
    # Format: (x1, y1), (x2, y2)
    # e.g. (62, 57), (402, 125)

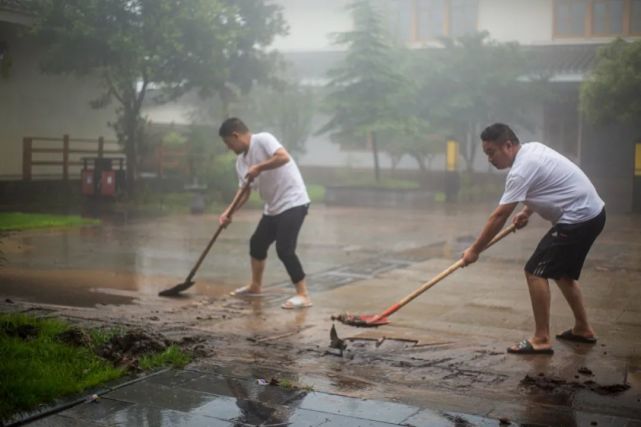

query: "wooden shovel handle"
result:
(375, 224), (517, 320)
(184, 181), (252, 282)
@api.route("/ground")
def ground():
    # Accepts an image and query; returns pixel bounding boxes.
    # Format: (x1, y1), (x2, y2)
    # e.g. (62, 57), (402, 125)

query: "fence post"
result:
(22, 137), (32, 181)
(62, 134), (69, 180)
(98, 136), (104, 158)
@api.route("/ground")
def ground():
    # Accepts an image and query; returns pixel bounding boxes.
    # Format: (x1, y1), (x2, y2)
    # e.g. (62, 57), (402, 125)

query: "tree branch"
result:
(105, 70), (125, 105)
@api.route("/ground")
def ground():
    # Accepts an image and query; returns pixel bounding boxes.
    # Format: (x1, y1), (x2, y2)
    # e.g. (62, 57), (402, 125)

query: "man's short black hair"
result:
(219, 117), (249, 137)
(480, 123), (520, 145)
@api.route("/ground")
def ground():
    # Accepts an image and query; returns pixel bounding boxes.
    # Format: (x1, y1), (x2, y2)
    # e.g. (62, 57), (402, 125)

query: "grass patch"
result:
(275, 378), (314, 392)
(0, 314), (190, 422)
(336, 177), (420, 190)
(0, 213), (100, 232)
(0, 314), (123, 420)
(139, 345), (190, 370)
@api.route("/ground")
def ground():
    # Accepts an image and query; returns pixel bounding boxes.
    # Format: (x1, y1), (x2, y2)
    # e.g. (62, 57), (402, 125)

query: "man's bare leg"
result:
(510, 271), (552, 351)
(555, 277), (595, 338)
(294, 278), (311, 303)
(247, 257), (265, 293)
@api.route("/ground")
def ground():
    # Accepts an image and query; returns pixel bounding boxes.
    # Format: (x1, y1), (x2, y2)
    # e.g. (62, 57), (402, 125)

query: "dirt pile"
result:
(521, 373), (630, 395)
(56, 327), (92, 347)
(1, 323), (38, 340)
(97, 329), (169, 369)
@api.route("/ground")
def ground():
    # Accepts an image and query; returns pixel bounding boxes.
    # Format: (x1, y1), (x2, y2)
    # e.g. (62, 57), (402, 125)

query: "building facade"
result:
(273, 0), (641, 211)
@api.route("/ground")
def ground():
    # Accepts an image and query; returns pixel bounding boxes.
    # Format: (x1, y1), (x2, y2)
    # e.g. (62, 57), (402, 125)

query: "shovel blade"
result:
(158, 280), (195, 297)
(331, 313), (390, 327)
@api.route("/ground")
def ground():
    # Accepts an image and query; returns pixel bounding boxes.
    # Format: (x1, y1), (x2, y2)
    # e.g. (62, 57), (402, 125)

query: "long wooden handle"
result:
(184, 181), (252, 282)
(374, 224), (517, 320)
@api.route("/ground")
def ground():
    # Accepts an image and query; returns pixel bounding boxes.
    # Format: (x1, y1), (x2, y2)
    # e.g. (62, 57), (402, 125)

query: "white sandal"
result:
(281, 295), (313, 309)
(229, 286), (262, 297)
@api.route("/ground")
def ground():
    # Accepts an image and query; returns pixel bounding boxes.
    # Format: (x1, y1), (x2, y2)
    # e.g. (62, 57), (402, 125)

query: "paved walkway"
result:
(24, 368), (529, 427)
(3, 204), (641, 426)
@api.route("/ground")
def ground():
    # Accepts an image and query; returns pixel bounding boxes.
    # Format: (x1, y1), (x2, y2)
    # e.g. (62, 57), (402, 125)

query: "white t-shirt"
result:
(236, 132), (310, 216)
(499, 142), (604, 224)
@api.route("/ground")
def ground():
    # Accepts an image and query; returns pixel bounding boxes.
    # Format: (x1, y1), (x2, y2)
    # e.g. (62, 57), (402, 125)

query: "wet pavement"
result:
(2, 204), (641, 426)
(24, 368), (516, 427)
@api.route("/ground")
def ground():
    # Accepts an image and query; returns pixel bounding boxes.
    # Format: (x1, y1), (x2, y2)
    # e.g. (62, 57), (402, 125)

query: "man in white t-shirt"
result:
(462, 123), (606, 355)
(218, 118), (312, 309)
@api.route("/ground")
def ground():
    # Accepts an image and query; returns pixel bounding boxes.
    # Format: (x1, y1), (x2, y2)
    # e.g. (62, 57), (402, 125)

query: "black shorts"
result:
(525, 208), (605, 280)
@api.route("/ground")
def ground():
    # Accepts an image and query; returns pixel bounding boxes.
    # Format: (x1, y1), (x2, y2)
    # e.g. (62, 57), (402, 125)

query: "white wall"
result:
(271, 0), (352, 52)
(478, 0), (553, 44)
(0, 24), (116, 178)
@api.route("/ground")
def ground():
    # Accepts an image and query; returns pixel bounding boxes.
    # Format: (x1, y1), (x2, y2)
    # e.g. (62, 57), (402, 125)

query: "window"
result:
(632, 0), (641, 33)
(554, 0), (641, 37)
(417, 0), (446, 40)
(555, 0), (588, 37)
(384, 0), (478, 43)
(394, 0), (414, 43)
(593, 0), (624, 34)
(450, 0), (479, 37)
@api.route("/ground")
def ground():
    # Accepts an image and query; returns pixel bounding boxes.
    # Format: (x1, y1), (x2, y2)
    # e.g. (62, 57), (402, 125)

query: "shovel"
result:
(332, 224), (517, 327)
(158, 181), (252, 297)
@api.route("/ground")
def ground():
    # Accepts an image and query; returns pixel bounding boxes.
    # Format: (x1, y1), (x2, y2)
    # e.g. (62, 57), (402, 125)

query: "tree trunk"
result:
(369, 131), (381, 183)
(124, 111), (138, 197)
(461, 128), (473, 172)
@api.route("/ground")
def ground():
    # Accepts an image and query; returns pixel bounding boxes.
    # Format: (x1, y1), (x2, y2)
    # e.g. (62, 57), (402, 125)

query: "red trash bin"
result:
(100, 170), (116, 196)
(81, 169), (94, 196)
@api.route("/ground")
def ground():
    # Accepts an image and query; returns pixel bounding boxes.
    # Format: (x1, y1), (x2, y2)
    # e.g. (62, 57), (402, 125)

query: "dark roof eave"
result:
(0, 9), (34, 26)
(0, 0), (35, 25)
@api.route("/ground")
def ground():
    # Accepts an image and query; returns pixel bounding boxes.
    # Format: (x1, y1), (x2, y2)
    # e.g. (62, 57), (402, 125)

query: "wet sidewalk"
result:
(25, 368), (526, 427)
(3, 205), (641, 426)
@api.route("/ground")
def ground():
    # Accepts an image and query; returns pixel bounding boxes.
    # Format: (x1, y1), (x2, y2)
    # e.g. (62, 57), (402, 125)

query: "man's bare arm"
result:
(219, 186), (252, 226)
(462, 202), (518, 266)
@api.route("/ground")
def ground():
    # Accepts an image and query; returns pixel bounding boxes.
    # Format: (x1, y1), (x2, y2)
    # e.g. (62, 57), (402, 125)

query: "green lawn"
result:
(0, 213), (100, 232)
(0, 313), (189, 421)
(334, 177), (420, 190)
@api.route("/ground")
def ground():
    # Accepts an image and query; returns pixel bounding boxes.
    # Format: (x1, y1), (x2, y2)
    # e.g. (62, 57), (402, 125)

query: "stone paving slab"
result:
(21, 369), (521, 427)
(297, 392), (419, 424)
(27, 367), (638, 427)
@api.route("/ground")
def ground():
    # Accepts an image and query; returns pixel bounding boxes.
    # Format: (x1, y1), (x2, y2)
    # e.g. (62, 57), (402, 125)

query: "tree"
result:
(319, 0), (407, 182)
(580, 38), (641, 127)
(31, 0), (286, 193)
(244, 82), (315, 160)
(411, 32), (532, 171)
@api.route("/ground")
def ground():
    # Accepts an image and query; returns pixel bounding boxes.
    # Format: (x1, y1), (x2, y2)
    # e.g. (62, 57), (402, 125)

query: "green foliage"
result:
(209, 152), (239, 202)
(162, 131), (188, 146)
(0, 314), (191, 421)
(31, 0), (287, 190)
(242, 83), (316, 159)
(410, 32), (533, 171)
(322, 11), (533, 177)
(580, 38), (641, 126)
(139, 345), (190, 370)
(320, 0), (408, 181)
(0, 314), (124, 420)
(0, 213), (99, 232)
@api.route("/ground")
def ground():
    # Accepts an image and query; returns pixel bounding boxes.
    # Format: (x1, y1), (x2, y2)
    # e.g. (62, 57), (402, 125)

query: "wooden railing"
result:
(22, 135), (124, 181)
(21, 135), (197, 181)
